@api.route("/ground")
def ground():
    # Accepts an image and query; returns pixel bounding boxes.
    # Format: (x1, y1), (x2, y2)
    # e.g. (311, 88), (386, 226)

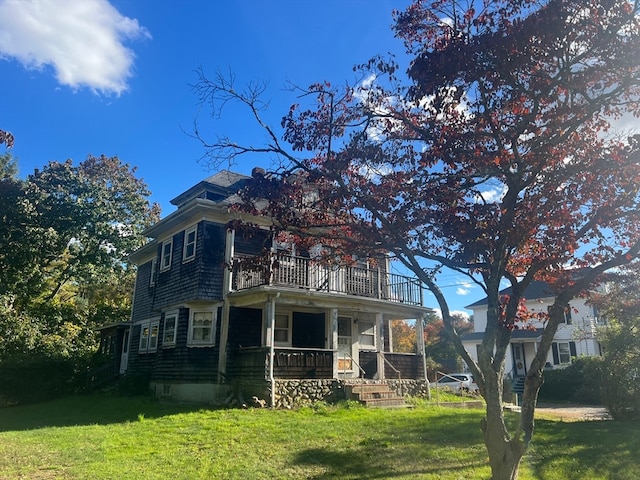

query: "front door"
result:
(512, 343), (526, 376)
(119, 329), (130, 374)
(337, 316), (353, 372)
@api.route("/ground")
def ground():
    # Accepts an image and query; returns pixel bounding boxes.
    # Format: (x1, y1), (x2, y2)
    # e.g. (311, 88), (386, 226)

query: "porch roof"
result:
(461, 328), (544, 342)
(226, 284), (433, 320)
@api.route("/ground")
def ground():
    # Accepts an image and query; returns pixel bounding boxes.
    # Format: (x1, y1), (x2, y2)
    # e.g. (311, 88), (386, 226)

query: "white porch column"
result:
(218, 228), (235, 382)
(223, 228), (235, 293)
(330, 308), (339, 378)
(265, 296), (277, 407)
(217, 301), (230, 382)
(375, 313), (384, 380)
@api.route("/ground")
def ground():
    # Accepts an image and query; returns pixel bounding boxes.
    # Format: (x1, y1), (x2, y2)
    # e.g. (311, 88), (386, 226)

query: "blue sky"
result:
(0, 0), (478, 315)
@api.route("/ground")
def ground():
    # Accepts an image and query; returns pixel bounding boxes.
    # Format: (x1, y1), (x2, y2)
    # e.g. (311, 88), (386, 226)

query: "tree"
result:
(390, 319), (418, 353)
(1, 155), (160, 308)
(591, 270), (640, 419)
(424, 313), (473, 374)
(0, 154), (160, 403)
(194, 1), (640, 478)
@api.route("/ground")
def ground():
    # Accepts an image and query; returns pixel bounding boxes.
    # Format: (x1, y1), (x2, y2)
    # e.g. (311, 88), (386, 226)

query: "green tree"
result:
(592, 271), (640, 419)
(0, 154), (159, 403)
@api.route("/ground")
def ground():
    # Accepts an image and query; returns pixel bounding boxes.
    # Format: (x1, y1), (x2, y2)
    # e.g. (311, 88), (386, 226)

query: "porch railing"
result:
(232, 253), (423, 306)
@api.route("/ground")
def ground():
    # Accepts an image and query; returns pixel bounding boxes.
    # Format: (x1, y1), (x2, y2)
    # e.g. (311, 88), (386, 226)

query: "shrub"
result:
(538, 357), (603, 405)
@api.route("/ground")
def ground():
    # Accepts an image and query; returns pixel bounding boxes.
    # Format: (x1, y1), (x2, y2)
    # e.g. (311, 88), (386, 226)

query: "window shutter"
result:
(569, 341), (577, 357)
(551, 342), (559, 365)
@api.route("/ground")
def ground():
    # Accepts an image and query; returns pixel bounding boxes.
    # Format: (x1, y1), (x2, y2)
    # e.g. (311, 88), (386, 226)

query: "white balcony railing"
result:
(231, 253), (423, 306)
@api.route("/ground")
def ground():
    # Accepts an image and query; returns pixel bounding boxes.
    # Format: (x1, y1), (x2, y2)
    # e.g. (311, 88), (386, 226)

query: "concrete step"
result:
(345, 382), (406, 408)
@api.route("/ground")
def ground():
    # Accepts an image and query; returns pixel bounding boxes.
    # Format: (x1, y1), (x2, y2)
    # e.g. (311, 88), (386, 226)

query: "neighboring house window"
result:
(139, 320), (159, 353)
(547, 304), (573, 324)
(552, 341), (576, 365)
(358, 321), (376, 348)
(160, 238), (173, 271)
(188, 309), (216, 346)
(149, 258), (157, 287)
(163, 311), (178, 346)
(274, 313), (291, 345)
(183, 225), (197, 262)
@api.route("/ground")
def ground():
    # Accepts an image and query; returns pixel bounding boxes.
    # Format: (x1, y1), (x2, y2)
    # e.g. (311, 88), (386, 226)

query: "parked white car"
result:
(435, 373), (479, 393)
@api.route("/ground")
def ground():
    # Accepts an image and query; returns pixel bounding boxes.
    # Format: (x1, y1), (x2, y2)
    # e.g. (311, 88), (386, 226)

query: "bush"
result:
(0, 353), (92, 405)
(538, 357), (603, 405)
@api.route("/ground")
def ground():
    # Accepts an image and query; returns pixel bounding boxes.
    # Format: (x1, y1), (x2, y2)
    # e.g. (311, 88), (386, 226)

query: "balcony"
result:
(231, 253), (423, 306)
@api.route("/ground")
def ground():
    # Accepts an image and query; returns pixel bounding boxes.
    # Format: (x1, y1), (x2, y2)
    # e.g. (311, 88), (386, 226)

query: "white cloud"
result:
(456, 286), (470, 296)
(0, 0), (150, 95)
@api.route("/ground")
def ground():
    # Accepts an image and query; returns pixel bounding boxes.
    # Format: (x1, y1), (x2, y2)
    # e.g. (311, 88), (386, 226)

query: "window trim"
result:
(187, 308), (217, 347)
(149, 257), (157, 287)
(160, 238), (173, 272)
(274, 312), (291, 346)
(139, 319), (160, 354)
(183, 224), (197, 262)
(358, 320), (376, 350)
(163, 310), (179, 347)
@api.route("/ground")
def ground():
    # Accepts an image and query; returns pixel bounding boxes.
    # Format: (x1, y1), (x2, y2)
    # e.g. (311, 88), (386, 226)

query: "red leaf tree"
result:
(195, 1), (640, 478)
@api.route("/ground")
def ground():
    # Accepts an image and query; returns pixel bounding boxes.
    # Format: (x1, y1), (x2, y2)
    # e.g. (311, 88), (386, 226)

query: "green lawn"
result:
(0, 395), (637, 479)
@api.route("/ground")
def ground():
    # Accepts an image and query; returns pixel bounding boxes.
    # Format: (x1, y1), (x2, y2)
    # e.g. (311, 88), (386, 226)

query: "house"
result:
(461, 280), (604, 380)
(109, 169), (433, 406)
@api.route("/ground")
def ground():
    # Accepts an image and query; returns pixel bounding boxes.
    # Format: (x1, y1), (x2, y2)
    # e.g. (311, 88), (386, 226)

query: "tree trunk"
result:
(481, 376), (526, 480)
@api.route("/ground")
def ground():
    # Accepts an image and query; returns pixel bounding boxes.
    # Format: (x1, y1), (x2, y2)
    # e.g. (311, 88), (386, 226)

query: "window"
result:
(183, 225), (197, 262)
(160, 238), (173, 271)
(358, 321), (376, 348)
(552, 341), (576, 365)
(149, 258), (157, 287)
(548, 304), (572, 324)
(188, 310), (216, 346)
(139, 320), (159, 353)
(274, 313), (290, 344)
(163, 311), (178, 346)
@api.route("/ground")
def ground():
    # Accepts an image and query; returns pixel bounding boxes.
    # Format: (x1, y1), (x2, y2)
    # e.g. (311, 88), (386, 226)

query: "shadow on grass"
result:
(527, 418), (640, 480)
(0, 393), (210, 432)
(293, 409), (489, 479)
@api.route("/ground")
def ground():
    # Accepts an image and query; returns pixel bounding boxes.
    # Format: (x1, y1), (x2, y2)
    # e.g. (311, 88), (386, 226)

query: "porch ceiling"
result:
(226, 285), (433, 320)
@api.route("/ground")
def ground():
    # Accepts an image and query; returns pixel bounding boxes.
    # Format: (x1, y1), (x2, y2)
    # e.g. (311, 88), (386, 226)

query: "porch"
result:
(231, 253), (423, 306)
(226, 346), (426, 381)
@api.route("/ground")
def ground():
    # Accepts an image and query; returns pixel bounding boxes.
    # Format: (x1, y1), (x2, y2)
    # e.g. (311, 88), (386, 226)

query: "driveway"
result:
(535, 403), (611, 421)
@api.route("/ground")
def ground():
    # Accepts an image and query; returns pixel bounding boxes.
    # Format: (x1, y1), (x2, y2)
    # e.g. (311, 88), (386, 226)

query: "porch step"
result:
(511, 376), (526, 394)
(345, 383), (406, 408)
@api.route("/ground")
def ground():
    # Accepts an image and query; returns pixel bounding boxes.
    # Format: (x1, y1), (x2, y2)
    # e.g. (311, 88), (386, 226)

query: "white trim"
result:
(139, 319), (160, 353)
(274, 312), (291, 346)
(182, 224), (197, 262)
(160, 238), (173, 271)
(149, 258), (157, 287)
(162, 310), (179, 347)
(187, 307), (217, 347)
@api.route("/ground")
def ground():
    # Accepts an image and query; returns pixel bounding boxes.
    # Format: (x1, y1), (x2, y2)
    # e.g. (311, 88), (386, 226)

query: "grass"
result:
(0, 394), (637, 480)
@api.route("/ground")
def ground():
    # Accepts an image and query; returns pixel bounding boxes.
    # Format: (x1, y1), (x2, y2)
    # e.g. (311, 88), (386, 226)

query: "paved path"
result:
(535, 403), (611, 421)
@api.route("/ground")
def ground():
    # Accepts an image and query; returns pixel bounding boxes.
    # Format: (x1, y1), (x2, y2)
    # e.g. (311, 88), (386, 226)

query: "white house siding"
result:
(463, 293), (602, 377)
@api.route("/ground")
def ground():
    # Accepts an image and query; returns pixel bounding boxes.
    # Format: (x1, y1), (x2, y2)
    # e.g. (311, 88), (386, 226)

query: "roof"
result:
(465, 280), (555, 309)
(461, 328), (544, 342)
(170, 170), (251, 207)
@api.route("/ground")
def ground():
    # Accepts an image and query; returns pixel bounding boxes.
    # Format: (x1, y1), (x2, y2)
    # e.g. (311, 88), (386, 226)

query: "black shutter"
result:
(551, 342), (559, 365)
(569, 341), (577, 358)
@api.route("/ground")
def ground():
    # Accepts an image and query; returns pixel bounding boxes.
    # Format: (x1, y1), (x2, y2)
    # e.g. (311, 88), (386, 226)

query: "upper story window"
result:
(183, 225), (197, 262)
(188, 309), (216, 346)
(139, 320), (159, 353)
(547, 304), (573, 324)
(163, 310), (179, 347)
(160, 238), (173, 271)
(149, 258), (157, 287)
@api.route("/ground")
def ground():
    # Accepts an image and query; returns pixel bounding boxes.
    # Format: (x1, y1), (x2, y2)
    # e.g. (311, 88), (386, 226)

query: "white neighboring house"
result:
(461, 281), (605, 379)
